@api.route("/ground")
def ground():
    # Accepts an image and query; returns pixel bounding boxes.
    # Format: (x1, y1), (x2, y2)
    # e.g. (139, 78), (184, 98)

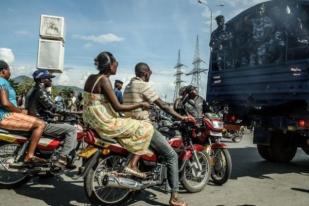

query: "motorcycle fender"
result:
(81, 150), (100, 178)
(180, 150), (192, 161)
(180, 144), (205, 161)
(211, 143), (227, 149)
(78, 146), (98, 158)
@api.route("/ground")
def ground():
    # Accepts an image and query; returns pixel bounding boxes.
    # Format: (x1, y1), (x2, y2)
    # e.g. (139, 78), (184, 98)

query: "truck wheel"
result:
(257, 144), (274, 161)
(269, 133), (297, 163)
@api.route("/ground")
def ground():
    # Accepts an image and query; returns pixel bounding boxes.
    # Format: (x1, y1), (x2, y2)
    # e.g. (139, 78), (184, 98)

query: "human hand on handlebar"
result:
(182, 115), (196, 124)
(140, 102), (151, 110)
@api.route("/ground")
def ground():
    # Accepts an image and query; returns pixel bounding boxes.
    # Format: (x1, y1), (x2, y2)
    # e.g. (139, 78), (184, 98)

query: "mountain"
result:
(54, 85), (83, 94)
(12, 75), (83, 94)
(12, 75), (33, 84)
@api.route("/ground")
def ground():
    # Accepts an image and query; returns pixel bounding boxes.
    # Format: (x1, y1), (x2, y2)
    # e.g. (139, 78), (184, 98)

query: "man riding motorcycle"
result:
(174, 85), (211, 118)
(25, 70), (77, 168)
(123, 62), (195, 206)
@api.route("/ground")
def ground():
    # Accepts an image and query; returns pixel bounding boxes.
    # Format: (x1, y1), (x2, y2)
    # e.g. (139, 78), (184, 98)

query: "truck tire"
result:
(257, 144), (274, 161)
(269, 133), (297, 163)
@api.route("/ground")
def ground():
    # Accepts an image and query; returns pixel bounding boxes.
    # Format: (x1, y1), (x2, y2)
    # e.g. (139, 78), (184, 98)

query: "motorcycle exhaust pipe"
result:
(102, 175), (143, 191)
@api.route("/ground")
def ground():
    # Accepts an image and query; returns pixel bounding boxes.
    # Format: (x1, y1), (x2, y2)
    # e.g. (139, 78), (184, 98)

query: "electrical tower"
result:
(186, 35), (207, 95)
(173, 49), (185, 102)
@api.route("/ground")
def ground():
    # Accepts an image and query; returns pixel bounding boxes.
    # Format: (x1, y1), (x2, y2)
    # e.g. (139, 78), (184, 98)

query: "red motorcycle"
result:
(80, 120), (211, 206)
(0, 112), (85, 188)
(158, 112), (232, 186)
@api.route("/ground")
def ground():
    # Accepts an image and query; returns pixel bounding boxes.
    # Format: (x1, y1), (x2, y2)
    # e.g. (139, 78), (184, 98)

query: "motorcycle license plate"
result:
(78, 147), (98, 158)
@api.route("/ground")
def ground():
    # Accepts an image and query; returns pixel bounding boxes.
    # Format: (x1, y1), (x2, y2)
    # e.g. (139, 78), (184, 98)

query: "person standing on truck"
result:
(250, 4), (274, 65)
(209, 15), (233, 70)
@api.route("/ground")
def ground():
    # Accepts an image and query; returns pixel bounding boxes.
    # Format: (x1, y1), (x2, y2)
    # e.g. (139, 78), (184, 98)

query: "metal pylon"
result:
(186, 35), (207, 95)
(173, 49), (185, 101)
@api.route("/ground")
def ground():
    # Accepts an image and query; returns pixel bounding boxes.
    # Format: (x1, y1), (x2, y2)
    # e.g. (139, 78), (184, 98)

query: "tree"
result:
(16, 79), (34, 96)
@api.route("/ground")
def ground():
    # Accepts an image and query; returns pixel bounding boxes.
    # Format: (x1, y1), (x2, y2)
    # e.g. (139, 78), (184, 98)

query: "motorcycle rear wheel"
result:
(0, 143), (29, 188)
(211, 148), (232, 185)
(84, 155), (132, 206)
(181, 151), (211, 193)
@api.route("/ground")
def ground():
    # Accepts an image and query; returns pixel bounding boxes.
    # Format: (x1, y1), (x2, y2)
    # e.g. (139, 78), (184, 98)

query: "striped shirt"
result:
(123, 77), (159, 121)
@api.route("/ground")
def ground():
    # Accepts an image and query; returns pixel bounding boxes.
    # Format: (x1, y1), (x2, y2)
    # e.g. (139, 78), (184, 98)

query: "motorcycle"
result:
(158, 111), (232, 186)
(222, 113), (245, 143)
(80, 120), (211, 206)
(0, 112), (85, 188)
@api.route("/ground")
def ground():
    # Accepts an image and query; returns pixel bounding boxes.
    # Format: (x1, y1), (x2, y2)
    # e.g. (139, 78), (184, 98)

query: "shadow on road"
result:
(14, 176), (89, 206)
(13, 176), (168, 206)
(229, 147), (309, 180)
(291, 187), (309, 194)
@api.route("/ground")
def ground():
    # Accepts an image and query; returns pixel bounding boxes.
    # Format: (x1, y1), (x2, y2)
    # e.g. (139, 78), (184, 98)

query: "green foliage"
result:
(51, 87), (60, 99)
(8, 79), (18, 91)
(9, 78), (34, 96)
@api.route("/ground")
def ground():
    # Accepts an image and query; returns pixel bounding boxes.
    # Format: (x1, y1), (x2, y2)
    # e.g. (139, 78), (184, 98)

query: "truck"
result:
(206, 0), (309, 162)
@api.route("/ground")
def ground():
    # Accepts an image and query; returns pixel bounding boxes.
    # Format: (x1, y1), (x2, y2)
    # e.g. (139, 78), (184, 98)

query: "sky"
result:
(0, 0), (267, 101)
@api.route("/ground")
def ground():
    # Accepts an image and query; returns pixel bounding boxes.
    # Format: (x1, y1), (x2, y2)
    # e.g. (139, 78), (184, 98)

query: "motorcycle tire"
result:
(84, 155), (133, 206)
(211, 148), (232, 185)
(181, 151), (211, 193)
(0, 143), (30, 188)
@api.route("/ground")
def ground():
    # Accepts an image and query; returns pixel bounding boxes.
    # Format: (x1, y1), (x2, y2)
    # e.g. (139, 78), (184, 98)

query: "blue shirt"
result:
(0, 77), (17, 120)
(114, 88), (123, 104)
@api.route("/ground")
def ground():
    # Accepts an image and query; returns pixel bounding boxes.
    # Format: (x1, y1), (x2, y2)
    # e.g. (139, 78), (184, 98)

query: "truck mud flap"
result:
(253, 127), (271, 145)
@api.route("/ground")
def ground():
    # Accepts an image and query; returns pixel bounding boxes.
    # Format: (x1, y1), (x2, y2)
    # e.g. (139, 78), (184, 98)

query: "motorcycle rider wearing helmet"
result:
(25, 69), (77, 168)
(123, 62), (195, 206)
(175, 85), (211, 119)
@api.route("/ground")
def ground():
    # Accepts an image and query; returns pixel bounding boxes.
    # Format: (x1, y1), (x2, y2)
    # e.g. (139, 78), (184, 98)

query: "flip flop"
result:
(24, 156), (47, 165)
(123, 166), (147, 179)
(169, 197), (188, 206)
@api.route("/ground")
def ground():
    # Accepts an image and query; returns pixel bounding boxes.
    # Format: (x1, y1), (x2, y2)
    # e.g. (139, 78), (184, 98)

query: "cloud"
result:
(73, 33), (124, 44)
(0, 48), (15, 64)
(10, 64), (34, 78)
(15, 30), (32, 37)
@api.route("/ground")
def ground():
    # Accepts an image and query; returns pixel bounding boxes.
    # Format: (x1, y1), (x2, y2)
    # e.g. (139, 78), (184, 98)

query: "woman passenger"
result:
(83, 51), (153, 178)
(0, 60), (46, 164)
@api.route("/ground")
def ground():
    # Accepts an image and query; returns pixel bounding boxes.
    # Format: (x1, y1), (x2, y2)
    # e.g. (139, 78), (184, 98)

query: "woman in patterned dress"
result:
(83, 51), (154, 178)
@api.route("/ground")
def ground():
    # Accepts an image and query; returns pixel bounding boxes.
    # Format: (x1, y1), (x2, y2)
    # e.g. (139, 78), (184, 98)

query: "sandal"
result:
(24, 156), (47, 165)
(53, 155), (68, 169)
(123, 166), (147, 179)
(169, 197), (188, 206)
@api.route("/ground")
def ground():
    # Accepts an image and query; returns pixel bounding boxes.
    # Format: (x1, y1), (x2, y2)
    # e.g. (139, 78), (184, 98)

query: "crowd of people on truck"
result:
(0, 50), (212, 205)
(210, 3), (309, 71)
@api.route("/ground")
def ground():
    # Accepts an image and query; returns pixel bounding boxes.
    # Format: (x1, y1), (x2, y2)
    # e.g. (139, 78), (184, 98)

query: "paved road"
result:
(0, 133), (309, 206)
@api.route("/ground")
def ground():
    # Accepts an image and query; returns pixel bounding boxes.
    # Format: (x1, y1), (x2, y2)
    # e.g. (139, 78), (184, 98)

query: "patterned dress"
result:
(83, 91), (154, 155)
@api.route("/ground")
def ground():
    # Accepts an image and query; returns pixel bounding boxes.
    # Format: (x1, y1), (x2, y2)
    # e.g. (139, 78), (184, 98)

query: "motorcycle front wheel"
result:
(181, 151), (211, 193)
(0, 143), (29, 188)
(84, 155), (132, 206)
(211, 148), (232, 185)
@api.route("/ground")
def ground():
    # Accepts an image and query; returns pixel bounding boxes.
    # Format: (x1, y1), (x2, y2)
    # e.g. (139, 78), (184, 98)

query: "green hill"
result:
(12, 75), (83, 95)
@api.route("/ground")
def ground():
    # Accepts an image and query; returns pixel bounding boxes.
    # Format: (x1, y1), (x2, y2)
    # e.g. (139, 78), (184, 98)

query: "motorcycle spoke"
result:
(92, 155), (131, 204)
(0, 144), (27, 185)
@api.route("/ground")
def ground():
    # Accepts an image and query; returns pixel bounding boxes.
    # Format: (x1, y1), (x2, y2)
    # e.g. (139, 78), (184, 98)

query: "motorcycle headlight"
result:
(212, 120), (224, 129)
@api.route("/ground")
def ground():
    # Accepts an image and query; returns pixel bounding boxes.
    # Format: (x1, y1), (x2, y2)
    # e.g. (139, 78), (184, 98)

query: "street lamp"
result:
(198, 0), (213, 34)
(197, 0), (224, 33)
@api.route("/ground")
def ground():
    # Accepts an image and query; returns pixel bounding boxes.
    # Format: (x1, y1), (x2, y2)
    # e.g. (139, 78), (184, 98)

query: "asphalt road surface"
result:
(0, 133), (309, 206)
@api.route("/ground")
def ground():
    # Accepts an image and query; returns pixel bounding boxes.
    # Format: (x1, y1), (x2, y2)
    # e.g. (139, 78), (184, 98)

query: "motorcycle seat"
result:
(0, 128), (59, 139)
(85, 129), (118, 145)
